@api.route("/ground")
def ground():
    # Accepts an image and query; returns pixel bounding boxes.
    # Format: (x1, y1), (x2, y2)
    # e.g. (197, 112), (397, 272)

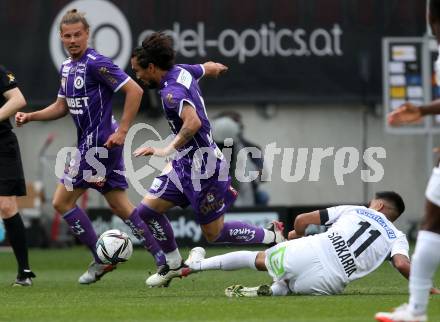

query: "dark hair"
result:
(375, 191), (405, 216)
(431, 0), (440, 23)
(132, 32), (175, 70)
(59, 9), (90, 32)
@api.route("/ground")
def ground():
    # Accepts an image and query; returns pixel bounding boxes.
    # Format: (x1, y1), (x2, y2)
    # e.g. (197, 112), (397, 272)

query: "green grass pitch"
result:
(0, 246), (439, 322)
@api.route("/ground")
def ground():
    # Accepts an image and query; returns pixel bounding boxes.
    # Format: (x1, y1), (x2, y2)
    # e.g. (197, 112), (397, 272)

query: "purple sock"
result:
(214, 221), (264, 244)
(137, 203), (178, 253)
(63, 206), (101, 263)
(124, 209), (166, 266)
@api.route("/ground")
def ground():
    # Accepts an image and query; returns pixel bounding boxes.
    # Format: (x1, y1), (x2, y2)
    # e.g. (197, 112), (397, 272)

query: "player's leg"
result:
(138, 195), (182, 267)
(137, 169), (191, 270)
(406, 200), (440, 318)
(103, 189), (166, 267)
(141, 195), (192, 287)
(376, 167), (440, 322)
(187, 248), (264, 272)
(200, 215), (284, 245)
(0, 196), (35, 286)
(197, 183), (284, 245)
(0, 131), (35, 286)
(52, 184), (102, 262)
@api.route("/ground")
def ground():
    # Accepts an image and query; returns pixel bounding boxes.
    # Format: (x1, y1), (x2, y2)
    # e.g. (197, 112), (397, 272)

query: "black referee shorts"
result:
(0, 131), (26, 196)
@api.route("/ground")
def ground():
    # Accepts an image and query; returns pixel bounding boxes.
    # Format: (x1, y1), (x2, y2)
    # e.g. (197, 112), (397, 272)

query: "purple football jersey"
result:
(159, 64), (223, 174)
(57, 48), (129, 192)
(58, 48), (130, 154)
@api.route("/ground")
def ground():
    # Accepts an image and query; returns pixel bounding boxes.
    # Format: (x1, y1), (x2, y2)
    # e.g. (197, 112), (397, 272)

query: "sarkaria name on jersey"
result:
(327, 232), (357, 278)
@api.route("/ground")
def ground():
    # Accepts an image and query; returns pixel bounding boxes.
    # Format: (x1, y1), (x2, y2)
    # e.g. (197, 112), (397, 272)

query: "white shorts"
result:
(265, 237), (345, 295)
(426, 167), (440, 207)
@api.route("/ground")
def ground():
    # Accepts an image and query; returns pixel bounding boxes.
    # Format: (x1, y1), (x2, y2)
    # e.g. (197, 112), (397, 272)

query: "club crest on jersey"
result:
(74, 76), (84, 89)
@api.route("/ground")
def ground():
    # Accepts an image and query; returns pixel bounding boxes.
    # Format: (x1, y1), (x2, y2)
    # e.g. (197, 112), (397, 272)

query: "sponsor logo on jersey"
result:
(268, 246), (286, 277)
(355, 209), (396, 239)
(200, 193), (225, 215)
(66, 97), (89, 108)
(99, 66), (118, 85)
(62, 65), (71, 74)
(327, 232), (357, 278)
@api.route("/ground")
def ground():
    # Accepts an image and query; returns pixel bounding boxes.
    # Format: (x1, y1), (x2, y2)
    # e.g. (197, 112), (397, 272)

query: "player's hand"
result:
(203, 61), (228, 78)
(104, 130), (126, 149)
(287, 230), (301, 240)
(387, 102), (423, 126)
(15, 112), (31, 127)
(133, 146), (172, 157)
(430, 287), (440, 295)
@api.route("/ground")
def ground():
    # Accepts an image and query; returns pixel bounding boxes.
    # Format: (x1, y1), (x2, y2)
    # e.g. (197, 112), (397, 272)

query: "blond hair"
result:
(59, 9), (89, 32)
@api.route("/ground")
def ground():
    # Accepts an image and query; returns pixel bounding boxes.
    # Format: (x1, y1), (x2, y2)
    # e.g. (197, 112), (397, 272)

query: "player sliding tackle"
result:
(130, 32), (285, 288)
(184, 192), (440, 297)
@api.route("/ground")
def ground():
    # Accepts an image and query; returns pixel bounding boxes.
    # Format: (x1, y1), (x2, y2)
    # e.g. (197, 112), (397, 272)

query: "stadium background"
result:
(0, 0), (432, 246)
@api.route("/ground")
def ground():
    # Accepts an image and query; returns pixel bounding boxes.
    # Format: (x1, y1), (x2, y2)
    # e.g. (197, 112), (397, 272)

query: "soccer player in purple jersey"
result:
(130, 32), (285, 287)
(15, 10), (168, 284)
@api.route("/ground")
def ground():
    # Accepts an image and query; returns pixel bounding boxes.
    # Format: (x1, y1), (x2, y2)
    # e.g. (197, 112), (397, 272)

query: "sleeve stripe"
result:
(57, 94), (65, 98)
(319, 209), (329, 225)
(178, 99), (196, 117)
(114, 76), (130, 92)
(198, 64), (205, 81)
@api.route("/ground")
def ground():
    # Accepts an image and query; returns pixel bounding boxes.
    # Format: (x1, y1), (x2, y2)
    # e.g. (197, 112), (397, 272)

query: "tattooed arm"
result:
(134, 104), (201, 157)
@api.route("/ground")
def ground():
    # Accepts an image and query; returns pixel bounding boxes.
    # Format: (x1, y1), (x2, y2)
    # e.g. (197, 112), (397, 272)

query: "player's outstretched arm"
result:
(0, 87), (26, 122)
(104, 79), (143, 148)
(288, 210), (321, 239)
(15, 97), (68, 127)
(388, 100), (440, 126)
(387, 102), (423, 126)
(391, 254), (440, 294)
(202, 61), (228, 78)
(134, 104), (201, 157)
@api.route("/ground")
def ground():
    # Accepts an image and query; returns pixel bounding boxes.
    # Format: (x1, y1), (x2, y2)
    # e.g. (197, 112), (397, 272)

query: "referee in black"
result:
(0, 65), (35, 286)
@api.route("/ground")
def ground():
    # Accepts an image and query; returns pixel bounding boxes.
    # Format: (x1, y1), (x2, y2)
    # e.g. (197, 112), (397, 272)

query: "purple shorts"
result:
(61, 145), (128, 194)
(148, 169), (238, 225)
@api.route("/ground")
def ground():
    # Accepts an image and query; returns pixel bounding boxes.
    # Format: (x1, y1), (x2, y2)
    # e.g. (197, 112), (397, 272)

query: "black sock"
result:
(3, 213), (30, 276)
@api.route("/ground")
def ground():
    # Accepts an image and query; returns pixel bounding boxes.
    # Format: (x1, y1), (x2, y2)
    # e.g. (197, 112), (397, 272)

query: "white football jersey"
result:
(315, 205), (409, 283)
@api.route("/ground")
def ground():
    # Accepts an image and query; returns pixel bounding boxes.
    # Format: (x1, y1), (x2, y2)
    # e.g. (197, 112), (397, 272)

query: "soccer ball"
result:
(96, 229), (133, 265)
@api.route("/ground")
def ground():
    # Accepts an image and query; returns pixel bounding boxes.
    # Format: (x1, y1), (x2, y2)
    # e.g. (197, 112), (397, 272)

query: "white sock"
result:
(191, 251), (258, 271)
(166, 248), (182, 269)
(409, 231), (440, 315)
(271, 280), (289, 296)
(262, 229), (275, 244)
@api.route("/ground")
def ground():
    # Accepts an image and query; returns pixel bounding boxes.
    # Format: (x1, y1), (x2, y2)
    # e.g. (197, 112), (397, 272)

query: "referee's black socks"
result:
(4, 213), (31, 277)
